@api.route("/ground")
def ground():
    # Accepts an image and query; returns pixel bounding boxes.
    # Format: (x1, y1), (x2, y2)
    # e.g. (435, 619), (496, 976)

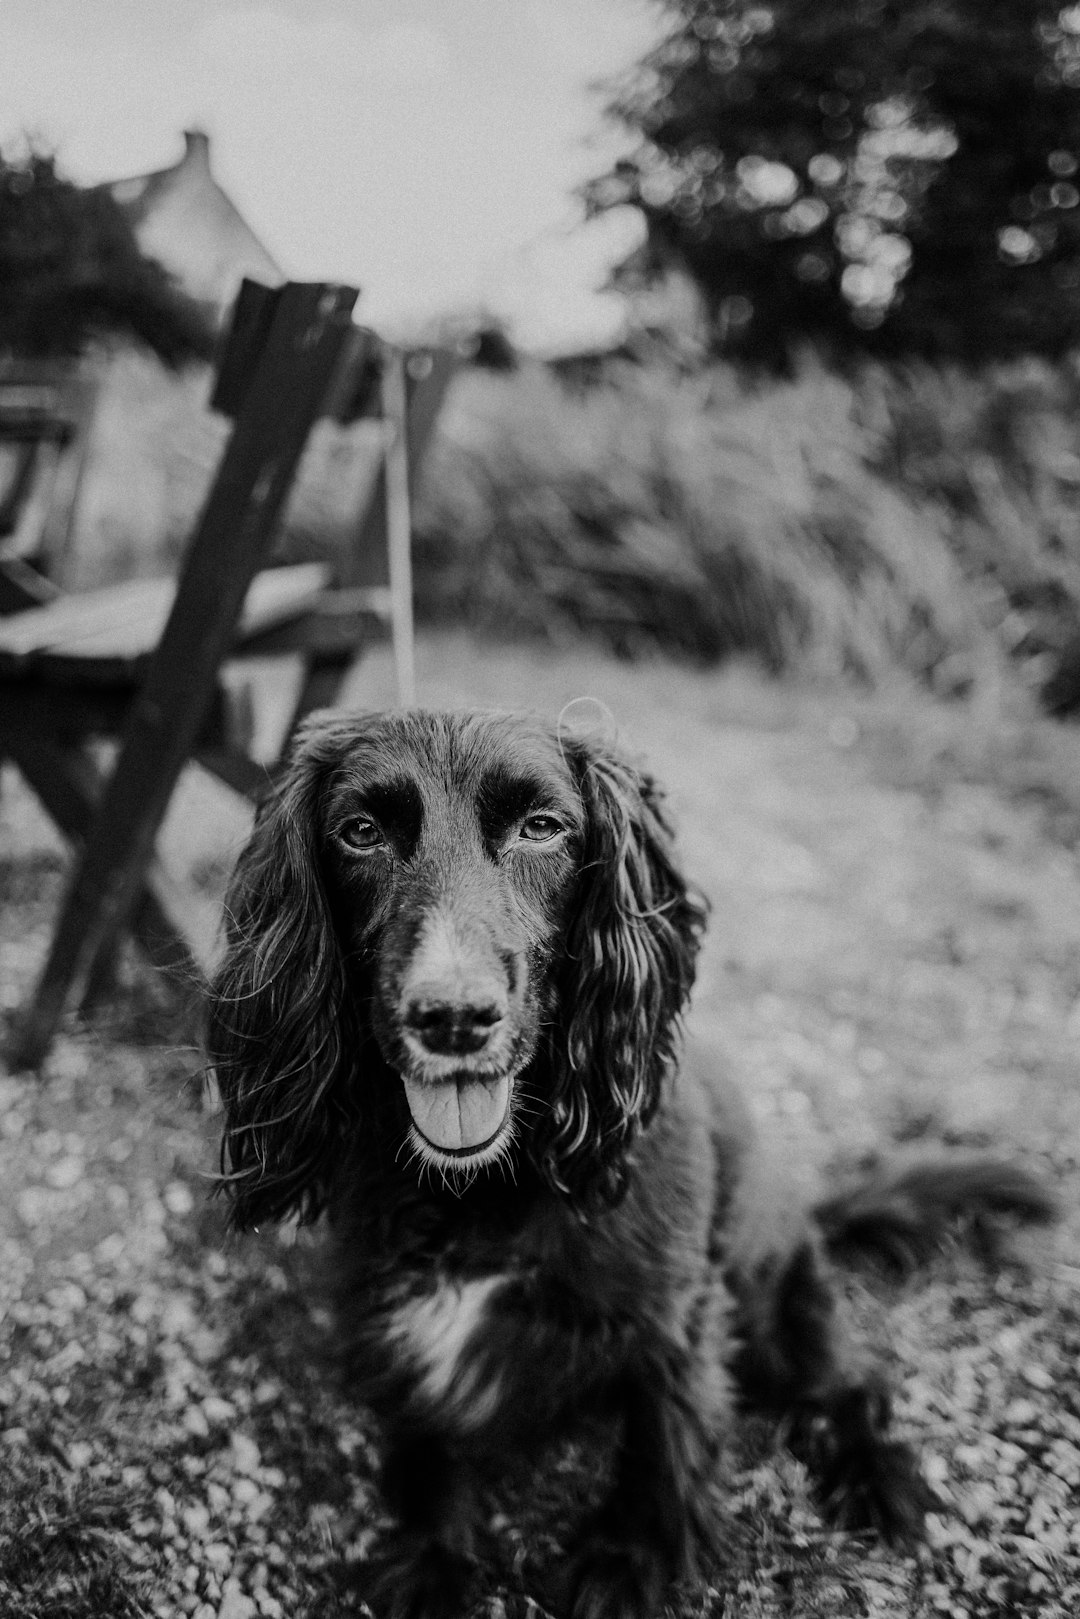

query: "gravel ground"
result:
(0, 636), (1077, 1619)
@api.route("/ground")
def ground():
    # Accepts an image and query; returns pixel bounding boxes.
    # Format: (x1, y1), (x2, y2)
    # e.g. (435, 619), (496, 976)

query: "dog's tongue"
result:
(402, 1075), (510, 1152)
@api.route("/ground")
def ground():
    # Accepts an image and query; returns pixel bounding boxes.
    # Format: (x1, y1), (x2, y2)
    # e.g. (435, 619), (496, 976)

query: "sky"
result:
(0, 0), (662, 351)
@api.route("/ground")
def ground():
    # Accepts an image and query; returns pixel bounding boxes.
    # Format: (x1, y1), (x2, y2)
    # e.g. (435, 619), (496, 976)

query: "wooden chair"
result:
(0, 279), (459, 1068)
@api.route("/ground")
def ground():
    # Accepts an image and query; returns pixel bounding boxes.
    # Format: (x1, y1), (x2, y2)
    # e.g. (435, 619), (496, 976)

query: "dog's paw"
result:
(351, 1532), (478, 1619)
(818, 1433), (938, 1545)
(564, 1531), (671, 1619)
(803, 1385), (938, 1545)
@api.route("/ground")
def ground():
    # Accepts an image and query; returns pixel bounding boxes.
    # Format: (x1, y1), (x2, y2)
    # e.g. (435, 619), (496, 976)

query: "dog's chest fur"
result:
(387, 1274), (507, 1430)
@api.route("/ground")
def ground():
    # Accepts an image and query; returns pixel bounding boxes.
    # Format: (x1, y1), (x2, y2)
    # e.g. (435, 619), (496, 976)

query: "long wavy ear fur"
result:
(535, 733), (708, 1207)
(206, 739), (358, 1231)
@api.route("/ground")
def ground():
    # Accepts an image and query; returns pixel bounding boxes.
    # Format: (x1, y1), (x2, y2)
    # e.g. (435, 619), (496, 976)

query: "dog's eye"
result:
(339, 816), (383, 851)
(519, 814), (563, 843)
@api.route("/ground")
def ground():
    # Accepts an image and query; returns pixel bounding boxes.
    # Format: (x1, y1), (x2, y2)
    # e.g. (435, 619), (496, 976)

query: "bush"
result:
(0, 144), (212, 365)
(413, 356), (1052, 692)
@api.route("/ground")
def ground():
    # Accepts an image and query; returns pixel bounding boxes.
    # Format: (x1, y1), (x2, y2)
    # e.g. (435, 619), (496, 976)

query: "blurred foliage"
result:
(587, 0), (1080, 367)
(413, 355), (1080, 700)
(0, 144), (214, 366)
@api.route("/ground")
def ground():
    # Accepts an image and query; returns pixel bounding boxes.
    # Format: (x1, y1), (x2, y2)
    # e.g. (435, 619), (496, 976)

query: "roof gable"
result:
(107, 130), (283, 319)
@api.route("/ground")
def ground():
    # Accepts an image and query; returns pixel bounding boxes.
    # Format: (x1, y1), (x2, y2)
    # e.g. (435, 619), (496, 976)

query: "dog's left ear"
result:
(536, 733), (708, 1207)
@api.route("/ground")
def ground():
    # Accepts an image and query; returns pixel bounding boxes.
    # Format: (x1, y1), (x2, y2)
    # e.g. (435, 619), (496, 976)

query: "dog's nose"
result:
(404, 995), (506, 1056)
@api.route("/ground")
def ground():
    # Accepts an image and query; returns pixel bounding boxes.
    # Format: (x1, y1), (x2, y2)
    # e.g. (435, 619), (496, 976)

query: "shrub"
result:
(413, 357), (1022, 692)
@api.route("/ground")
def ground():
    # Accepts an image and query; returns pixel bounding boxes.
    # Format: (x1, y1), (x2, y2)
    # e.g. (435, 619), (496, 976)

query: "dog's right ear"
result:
(205, 726), (359, 1230)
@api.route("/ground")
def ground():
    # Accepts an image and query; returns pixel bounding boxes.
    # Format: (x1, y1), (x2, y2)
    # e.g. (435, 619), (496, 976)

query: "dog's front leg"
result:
(566, 1357), (717, 1619)
(358, 1430), (482, 1619)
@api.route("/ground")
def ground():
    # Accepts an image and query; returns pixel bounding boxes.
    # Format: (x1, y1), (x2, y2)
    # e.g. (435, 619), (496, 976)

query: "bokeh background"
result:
(1, 4), (1079, 1618)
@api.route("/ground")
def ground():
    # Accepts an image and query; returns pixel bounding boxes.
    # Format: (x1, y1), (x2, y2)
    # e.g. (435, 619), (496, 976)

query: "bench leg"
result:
(6, 736), (212, 1064)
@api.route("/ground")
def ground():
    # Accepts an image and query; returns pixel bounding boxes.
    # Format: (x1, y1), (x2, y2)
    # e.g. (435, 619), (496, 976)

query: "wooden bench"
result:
(0, 279), (458, 1068)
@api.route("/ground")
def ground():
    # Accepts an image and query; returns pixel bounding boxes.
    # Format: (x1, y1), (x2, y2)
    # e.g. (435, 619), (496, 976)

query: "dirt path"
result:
(1, 635), (1077, 1617)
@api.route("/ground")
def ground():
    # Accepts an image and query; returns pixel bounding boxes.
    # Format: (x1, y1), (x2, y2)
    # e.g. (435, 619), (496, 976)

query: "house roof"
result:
(107, 130), (283, 320)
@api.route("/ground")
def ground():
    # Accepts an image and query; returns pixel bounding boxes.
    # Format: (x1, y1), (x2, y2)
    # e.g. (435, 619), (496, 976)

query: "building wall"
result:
(110, 130), (283, 321)
(69, 131), (288, 582)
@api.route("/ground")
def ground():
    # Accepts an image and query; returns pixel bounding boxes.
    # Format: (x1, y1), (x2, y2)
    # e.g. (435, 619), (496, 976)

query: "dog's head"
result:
(207, 709), (706, 1226)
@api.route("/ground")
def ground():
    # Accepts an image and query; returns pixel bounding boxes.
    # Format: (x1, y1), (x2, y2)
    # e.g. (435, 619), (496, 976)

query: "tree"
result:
(0, 145), (213, 366)
(586, 1), (1080, 366)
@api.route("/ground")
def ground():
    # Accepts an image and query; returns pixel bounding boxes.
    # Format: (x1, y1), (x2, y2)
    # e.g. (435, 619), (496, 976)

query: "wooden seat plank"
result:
(0, 561), (332, 679)
(0, 578), (177, 659)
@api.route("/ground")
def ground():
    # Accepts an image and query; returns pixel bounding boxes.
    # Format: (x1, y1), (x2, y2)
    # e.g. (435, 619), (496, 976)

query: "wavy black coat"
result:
(206, 709), (1055, 1619)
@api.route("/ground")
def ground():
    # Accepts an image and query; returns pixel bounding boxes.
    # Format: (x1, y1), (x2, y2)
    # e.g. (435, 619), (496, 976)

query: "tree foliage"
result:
(587, 1), (1080, 366)
(0, 146), (213, 366)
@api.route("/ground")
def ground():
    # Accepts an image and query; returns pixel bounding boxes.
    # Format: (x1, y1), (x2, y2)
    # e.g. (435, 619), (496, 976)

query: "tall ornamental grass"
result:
(413, 355), (1080, 696)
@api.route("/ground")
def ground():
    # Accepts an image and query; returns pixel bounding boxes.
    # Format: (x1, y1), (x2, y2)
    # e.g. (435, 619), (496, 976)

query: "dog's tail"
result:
(814, 1157), (1058, 1272)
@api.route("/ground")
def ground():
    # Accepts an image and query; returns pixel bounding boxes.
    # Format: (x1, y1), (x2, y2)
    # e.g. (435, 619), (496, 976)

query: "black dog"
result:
(206, 708), (1054, 1619)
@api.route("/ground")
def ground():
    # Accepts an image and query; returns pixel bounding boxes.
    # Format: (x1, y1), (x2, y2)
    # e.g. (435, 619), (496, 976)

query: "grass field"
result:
(0, 635), (1077, 1617)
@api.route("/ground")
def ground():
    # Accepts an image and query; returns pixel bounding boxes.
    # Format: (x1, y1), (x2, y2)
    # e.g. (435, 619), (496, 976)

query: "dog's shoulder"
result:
(663, 1043), (823, 1271)
(645, 1038), (757, 1211)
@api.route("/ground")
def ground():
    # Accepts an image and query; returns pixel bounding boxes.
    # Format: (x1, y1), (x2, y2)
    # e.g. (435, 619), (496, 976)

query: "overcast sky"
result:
(0, 0), (660, 350)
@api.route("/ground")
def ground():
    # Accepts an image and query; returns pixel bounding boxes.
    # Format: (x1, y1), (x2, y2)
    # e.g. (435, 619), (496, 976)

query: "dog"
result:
(206, 708), (1055, 1619)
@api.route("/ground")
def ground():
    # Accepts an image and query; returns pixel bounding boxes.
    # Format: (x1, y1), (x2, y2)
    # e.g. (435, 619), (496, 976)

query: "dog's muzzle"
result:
(391, 901), (526, 1157)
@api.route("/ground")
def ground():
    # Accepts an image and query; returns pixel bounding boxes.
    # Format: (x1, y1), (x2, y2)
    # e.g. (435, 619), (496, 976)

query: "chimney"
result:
(182, 129), (211, 171)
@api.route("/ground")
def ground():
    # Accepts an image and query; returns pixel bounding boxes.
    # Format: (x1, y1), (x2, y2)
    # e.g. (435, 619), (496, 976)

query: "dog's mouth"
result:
(401, 1073), (512, 1157)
